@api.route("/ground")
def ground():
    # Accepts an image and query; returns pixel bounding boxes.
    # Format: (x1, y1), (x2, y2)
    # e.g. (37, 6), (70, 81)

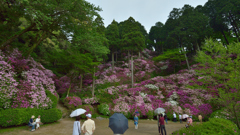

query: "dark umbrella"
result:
(109, 113), (128, 134)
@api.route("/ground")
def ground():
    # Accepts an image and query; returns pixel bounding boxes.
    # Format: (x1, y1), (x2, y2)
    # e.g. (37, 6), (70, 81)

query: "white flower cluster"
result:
(167, 91), (179, 106)
(139, 92), (147, 98)
(144, 84), (159, 90)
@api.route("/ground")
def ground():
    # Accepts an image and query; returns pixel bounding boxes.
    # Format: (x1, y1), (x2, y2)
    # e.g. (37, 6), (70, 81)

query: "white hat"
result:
(86, 113), (92, 118)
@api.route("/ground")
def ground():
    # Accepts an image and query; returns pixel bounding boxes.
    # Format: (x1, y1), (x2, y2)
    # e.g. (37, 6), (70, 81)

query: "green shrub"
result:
(146, 111), (153, 119)
(46, 90), (58, 108)
(77, 105), (94, 119)
(172, 118), (239, 135)
(0, 108), (62, 127)
(98, 103), (110, 116)
(165, 111), (173, 121)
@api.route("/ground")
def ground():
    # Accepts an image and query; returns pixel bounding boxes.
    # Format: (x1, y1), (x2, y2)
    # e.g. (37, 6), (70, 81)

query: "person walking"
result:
(82, 114), (95, 135)
(179, 113), (182, 123)
(73, 116), (81, 135)
(159, 114), (167, 135)
(164, 113), (168, 124)
(198, 114), (202, 123)
(28, 115), (36, 132)
(134, 114), (139, 129)
(173, 112), (176, 122)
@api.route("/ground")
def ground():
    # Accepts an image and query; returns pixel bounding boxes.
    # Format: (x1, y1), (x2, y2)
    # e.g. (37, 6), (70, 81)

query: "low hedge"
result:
(172, 118), (239, 135)
(0, 108), (62, 127)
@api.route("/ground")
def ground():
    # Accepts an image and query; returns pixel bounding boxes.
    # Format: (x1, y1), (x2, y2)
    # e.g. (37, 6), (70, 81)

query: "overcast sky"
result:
(85, 0), (208, 33)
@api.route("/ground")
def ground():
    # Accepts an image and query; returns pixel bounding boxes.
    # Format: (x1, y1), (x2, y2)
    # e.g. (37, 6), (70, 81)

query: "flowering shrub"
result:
(112, 101), (130, 115)
(21, 68), (54, 109)
(83, 97), (99, 104)
(144, 84), (159, 90)
(11, 80), (32, 108)
(0, 50), (18, 109)
(64, 96), (82, 110)
(98, 103), (110, 116)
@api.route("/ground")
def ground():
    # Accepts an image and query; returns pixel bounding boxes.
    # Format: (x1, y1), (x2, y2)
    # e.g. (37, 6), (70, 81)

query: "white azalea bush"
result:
(98, 103), (110, 116)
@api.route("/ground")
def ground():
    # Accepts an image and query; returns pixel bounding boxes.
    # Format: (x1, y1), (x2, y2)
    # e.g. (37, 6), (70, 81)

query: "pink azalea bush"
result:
(0, 50), (18, 108)
(0, 49), (58, 110)
(64, 96), (82, 110)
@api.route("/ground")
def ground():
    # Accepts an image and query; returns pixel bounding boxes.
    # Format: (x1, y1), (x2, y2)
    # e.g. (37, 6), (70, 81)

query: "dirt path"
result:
(1, 118), (189, 135)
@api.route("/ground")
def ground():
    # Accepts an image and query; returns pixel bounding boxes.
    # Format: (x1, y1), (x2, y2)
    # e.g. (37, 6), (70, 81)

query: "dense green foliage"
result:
(97, 103), (110, 116)
(172, 118), (239, 135)
(45, 90), (58, 108)
(195, 39), (240, 128)
(0, 108), (62, 127)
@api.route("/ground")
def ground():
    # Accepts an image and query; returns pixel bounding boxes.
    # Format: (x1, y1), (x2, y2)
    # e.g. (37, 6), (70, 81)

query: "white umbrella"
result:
(154, 108), (165, 114)
(70, 108), (86, 117)
(182, 114), (189, 119)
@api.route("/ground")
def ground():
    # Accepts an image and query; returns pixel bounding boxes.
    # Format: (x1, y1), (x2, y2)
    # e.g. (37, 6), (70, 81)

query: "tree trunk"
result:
(0, 23), (36, 49)
(138, 52), (141, 58)
(25, 31), (47, 57)
(66, 83), (72, 98)
(128, 50), (130, 69)
(112, 52), (114, 71)
(116, 52), (117, 63)
(182, 48), (190, 70)
(131, 51), (134, 88)
(228, 16), (240, 40)
(221, 30), (229, 45)
(80, 74), (83, 90)
(162, 43), (164, 54)
(92, 66), (95, 97)
(197, 43), (200, 51)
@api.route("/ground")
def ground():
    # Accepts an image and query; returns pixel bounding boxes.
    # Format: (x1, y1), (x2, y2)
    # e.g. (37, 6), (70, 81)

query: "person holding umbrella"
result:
(70, 108), (87, 135)
(82, 114), (95, 135)
(109, 113), (128, 135)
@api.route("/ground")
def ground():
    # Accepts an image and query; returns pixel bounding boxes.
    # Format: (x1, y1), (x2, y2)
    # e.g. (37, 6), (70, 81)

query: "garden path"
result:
(1, 118), (190, 135)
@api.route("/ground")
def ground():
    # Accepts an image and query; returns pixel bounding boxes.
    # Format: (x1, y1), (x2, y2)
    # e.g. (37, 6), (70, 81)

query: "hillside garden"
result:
(0, 0), (240, 134)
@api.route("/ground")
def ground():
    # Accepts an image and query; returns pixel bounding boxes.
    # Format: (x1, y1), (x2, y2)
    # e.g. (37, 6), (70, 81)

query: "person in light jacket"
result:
(73, 116), (81, 135)
(82, 114), (95, 135)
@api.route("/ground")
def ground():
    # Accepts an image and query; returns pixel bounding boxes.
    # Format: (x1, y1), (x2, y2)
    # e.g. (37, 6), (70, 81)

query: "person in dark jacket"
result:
(28, 115), (36, 131)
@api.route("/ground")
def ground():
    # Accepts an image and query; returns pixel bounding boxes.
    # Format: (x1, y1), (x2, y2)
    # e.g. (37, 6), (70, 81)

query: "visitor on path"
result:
(164, 113), (168, 124)
(82, 113), (95, 135)
(73, 116), (81, 135)
(198, 114), (202, 123)
(159, 114), (166, 135)
(179, 113), (182, 123)
(173, 112), (177, 122)
(36, 115), (43, 130)
(185, 116), (193, 128)
(134, 114), (139, 129)
(28, 115), (36, 132)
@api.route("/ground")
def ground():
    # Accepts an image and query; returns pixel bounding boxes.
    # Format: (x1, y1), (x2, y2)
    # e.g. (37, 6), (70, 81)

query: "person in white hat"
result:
(28, 115), (36, 131)
(81, 114), (95, 135)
